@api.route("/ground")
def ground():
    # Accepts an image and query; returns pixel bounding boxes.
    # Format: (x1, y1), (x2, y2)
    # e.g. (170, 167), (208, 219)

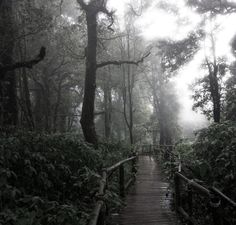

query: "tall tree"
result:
(204, 35), (221, 123)
(192, 27), (226, 122)
(77, 0), (150, 146)
(76, 0), (114, 146)
(225, 35), (236, 121)
(0, 0), (17, 126)
(145, 59), (179, 145)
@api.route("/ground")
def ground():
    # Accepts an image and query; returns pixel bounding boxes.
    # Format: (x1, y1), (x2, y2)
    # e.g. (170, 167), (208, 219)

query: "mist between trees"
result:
(1, 0), (236, 146)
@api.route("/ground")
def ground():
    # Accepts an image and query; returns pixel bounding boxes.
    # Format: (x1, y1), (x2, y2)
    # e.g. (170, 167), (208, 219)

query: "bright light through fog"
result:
(108, 0), (236, 127)
(135, 2), (201, 41)
(213, 14), (236, 60)
(136, 9), (178, 40)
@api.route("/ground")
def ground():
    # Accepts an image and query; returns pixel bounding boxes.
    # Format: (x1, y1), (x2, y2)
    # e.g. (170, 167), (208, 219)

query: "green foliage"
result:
(170, 123), (236, 224)
(175, 142), (195, 165)
(226, 59), (236, 121)
(0, 131), (131, 225)
(186, 0), (236, 15)
(158, 126), (236, 224)
(158, 30), (204, 73)
(169, 123), (236, 196)
(192, 122), (236, 193)
(161, 123), (236, 198)
(192, 57), (227, 121)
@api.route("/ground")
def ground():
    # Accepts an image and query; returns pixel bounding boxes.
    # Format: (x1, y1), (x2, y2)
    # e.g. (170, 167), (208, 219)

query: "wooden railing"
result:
(174, 172), (236, 225)
(140, 144), (182, 173)
(139, 144), (170, 155)
(88, 156), (137, 225)
(140, 144), (236, 225)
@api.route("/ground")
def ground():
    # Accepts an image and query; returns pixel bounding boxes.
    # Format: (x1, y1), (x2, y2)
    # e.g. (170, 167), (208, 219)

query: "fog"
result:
(108, 0), (236, 134)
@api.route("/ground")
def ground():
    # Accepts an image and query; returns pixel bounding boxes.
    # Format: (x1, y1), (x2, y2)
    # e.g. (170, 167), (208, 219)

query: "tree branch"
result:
(94, 111), (105, 116)
(0, 47), (46, 74)
(77, 0), (88, 10)
(99, 7), (115, 31)
(187, 0), (236, 14)
(59, 0), (64, 14)
(99, 33), (126, 41)
(76, 111), (105, 116)
(96, 52), (151, 69)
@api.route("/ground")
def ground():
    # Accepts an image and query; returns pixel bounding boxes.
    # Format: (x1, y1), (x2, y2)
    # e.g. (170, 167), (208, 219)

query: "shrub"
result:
(0, 131), (131, 225)
(192, 121), (236, 196)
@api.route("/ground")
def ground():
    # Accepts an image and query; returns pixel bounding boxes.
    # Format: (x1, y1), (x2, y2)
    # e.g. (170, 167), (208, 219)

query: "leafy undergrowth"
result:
(0, 130), (131, 225)
(161, 122), (236, 225)
(162, 122), (236, 196)
(192, 122), (236, 194)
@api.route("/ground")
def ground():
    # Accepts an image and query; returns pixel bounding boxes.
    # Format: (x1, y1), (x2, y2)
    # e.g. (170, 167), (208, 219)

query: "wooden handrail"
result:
(176, 172), (210, 196)
(88, 171), (107, 225)
(87, 156), (137, 225)
(141, 144), (236, 224)
(211, 187), (236, 208)
(106, 156), (136, 173)
(174, 172), (236, 225)
(175, 174), (236, 208)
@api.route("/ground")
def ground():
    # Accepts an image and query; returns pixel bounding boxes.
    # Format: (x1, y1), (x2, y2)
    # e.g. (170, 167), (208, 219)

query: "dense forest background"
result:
(0, 0), (236, 224)
(0, 0), (201, 145)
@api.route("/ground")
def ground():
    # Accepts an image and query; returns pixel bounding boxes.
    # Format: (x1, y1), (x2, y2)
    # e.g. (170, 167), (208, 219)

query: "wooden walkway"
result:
(114, 155), (178, 225)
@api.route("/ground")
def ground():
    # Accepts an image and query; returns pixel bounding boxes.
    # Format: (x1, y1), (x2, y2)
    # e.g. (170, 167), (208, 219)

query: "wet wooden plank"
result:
(114, 156), (178, 225)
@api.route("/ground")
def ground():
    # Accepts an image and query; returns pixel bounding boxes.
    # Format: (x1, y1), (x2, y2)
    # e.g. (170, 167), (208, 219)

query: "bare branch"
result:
(77, 0), (88, 10)
(128, 3), (142, 17)
(99, 33), (126, 41)
(94, 111), (105, 116)
(0, 47), (46, 75)
(96, 52), (151, 69)
(99, 7), (115, 32)
(75, 111), (105, 116)
(59, 0), (64, 14)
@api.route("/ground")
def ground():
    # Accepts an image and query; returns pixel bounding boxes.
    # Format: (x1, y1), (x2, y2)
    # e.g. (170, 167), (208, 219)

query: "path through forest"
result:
(114, 155), (178, 225)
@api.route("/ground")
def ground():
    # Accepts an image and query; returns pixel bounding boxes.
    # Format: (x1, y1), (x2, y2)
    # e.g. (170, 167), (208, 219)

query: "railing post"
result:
(187, 186), (193, 225)
(209, 192), (223, 225)
(119, 165), (125, 198)
(97, 204), (106, 225)
(174, 173), (180, 210)
(132, 157), (137, 175)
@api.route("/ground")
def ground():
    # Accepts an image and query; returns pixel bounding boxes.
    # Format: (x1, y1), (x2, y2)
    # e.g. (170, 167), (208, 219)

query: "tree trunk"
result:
(53, 77), (63, 132)
(159, 121), (165, 145)
(207, 63), (221, 123)
(127, 67), (134, 145)
(0, 72), (18, 126)
(22, 68), (35, 129)
(34, 84), (43, 131)
(210, 67), (221, 123)
(18, 7), (34, 130)
(104, 67), (112, 140)
(127, 36), (134, 145)
(121, 35), (134, 145)
(0, 0), (18, 126)
(80, 11), (98, 146)
(208, 33), (221, 123)
(43, 76), (51, 132)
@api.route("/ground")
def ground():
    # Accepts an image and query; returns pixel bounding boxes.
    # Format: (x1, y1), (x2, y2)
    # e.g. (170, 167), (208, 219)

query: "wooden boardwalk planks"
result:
(115, 155), (178, 225)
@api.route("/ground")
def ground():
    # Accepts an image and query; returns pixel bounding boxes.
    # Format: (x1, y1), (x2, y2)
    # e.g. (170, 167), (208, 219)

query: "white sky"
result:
(108, 0), (236, 127)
